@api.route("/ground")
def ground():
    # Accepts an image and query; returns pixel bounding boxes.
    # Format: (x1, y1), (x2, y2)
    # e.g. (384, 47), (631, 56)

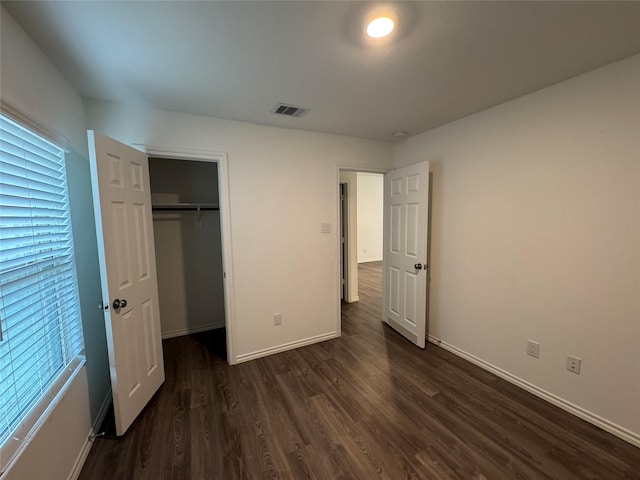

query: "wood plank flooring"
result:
(79, 261), (640, 479)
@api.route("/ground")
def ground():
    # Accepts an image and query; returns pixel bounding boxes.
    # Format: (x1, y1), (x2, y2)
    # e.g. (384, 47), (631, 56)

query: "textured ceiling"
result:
(4, 1), (640, 142)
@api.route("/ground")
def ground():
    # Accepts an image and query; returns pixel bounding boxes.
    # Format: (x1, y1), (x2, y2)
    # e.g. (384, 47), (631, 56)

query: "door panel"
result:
(382, 161), (430, 348)
(389, 266), (400, 315)
(406, 203), (419, 256)
(141, 299), (159, 374)
(112, 202), (132, 288)
(133, 203), (151, 280)
(89, 131), (165, 435)
(405, 271), (417, 326)
(390, 205), (401, 253)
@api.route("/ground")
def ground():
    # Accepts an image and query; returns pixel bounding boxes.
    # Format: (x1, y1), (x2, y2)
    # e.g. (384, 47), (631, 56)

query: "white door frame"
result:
(339, 182), (348, 301)
(334, 166), (389, 337)
(339, 176), (357, 304)
(136, 144), (237, 365)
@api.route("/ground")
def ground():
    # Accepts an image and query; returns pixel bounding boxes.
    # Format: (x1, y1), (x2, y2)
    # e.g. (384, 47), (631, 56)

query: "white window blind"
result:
(0, 114), (84, 470)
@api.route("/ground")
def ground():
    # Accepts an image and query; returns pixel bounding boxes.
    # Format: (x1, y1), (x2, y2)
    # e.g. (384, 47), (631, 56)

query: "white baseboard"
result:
(161, 323), (224, 339)
(67, 390), (112, 480)
(235, 332), (338, 364)
(68, 429), (94, 480)
(428, 335), (640, 448)
(92, 390), (112, 434)
(347, 295), (360, 303)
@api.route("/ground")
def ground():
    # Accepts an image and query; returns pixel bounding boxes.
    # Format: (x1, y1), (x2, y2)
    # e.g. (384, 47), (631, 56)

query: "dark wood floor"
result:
(80, 261), (640, 479)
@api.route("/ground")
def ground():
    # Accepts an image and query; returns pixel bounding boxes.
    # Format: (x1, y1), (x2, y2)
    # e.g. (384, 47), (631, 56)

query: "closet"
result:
(148, 157), (226, 349)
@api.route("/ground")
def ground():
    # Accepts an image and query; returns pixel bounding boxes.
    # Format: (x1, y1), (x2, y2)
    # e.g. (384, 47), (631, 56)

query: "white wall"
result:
(394, 54), (640, 444)
(339, 171), (359, 302)
(356, 172), (384, 263)
(1, 6), (110, 478)
(0, 8), (86, 155)
(3, 371), (92, 480)
(84, 100), (394, 361)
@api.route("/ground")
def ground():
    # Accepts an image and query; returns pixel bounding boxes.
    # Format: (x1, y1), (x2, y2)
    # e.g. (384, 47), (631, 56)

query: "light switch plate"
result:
(527, 340), (540, 358)
(321, 222), (331, 233)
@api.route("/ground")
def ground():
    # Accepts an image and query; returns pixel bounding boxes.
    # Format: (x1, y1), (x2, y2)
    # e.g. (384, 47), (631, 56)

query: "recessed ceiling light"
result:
(366, 17), (394, 38)
(393, 131), (408, 138)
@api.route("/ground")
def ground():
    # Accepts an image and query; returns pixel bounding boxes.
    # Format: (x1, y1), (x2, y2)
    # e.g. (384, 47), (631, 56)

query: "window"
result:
(0, 113), (84, 471)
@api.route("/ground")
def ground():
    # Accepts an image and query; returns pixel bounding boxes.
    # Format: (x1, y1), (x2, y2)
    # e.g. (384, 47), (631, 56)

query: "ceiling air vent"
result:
(271, 102), (310, 118)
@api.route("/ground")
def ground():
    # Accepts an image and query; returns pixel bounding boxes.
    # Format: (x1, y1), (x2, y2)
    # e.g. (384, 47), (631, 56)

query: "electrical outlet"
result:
(273, 313), (282, 326)
(526, 340), (540, 358)
(567, 355), (581, 374)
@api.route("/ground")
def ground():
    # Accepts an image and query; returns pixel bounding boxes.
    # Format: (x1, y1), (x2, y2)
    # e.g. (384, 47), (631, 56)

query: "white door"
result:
(88, 131), (165, 435)
(382, 161), (430, 348)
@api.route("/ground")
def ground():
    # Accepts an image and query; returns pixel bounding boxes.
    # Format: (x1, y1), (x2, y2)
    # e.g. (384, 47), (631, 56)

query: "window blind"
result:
(0, 114), (84, 469)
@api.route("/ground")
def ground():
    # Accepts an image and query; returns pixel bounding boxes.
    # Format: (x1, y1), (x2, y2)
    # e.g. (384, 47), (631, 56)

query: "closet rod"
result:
(152, 203), (219, 212)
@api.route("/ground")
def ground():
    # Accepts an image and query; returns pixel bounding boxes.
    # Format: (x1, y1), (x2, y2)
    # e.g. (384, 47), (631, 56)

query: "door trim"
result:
(339, 176), (358, 304)
(339, 182), (348, 302)
(134, 144), (237, 365)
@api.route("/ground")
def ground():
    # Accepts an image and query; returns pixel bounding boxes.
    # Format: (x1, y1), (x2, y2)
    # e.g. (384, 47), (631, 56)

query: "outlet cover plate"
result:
(273, 313), (282, 326)
(567, 355), (581, 374)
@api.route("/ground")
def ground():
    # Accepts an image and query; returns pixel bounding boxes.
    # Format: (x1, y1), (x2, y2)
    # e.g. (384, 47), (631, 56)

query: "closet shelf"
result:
(152, 203), (219, 211)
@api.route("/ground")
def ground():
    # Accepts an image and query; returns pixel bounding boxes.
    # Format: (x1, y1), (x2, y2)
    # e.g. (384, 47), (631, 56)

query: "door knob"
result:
(414, 263), (423, 270)
(112, 299), (127, 309)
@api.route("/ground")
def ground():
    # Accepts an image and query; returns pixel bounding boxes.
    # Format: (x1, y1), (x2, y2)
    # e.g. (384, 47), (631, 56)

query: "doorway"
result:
(148, 157), (226, 356)
(339, 170), (384, 314)
(337, 164), (432, 348)
(89, 133), (236, 436)
(143, 146), (236, 365)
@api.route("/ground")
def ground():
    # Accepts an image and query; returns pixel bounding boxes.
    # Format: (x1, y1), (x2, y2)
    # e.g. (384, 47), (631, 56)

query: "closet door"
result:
(88, 131), (165, 436)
